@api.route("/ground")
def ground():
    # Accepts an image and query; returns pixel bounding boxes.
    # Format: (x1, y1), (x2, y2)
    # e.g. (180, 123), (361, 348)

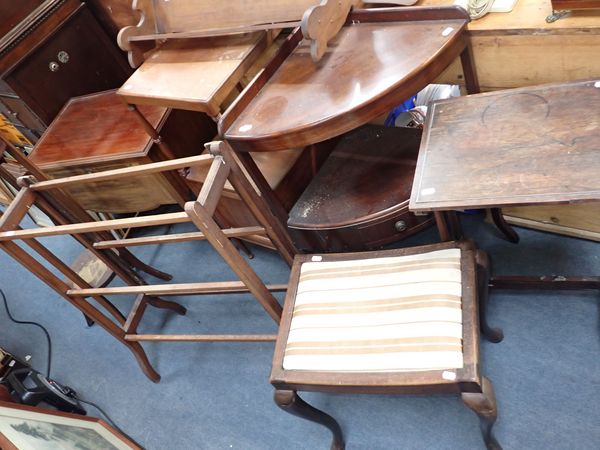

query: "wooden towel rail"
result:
(0, 143), (294, 383)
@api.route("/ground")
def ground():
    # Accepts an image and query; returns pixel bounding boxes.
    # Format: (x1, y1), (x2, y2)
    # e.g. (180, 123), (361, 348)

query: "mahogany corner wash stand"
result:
(219, 6), (484, 251)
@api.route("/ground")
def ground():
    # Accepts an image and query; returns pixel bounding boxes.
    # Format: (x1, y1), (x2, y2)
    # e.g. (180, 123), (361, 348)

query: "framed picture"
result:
(0, 401), (141, 450)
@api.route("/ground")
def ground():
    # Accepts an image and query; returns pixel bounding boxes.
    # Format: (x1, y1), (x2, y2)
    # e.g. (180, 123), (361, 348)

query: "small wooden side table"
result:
(28, 90), (216, 213)
(409, 79), (600, 290)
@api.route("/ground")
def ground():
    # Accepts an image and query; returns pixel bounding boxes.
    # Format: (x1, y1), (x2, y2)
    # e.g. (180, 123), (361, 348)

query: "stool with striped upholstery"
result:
(270, 241), (502, 450)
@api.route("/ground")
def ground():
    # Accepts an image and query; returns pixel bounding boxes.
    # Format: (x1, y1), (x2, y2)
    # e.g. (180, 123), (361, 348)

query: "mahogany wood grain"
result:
(287, 125), (433, 251)
(27, 90), (217, 213)
(289, 126), (422, 229)
(29, 91), (165, 166)
(222, 7), (470, 151)
(410, 80), (600, 212)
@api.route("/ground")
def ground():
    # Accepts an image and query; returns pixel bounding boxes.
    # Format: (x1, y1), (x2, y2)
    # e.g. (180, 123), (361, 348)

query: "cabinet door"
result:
(4, 5), (131, 124)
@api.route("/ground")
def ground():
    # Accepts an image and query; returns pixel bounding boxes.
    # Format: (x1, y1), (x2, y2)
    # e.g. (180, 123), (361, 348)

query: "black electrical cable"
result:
(1, 289), (140, 447)
(78, 398), (144, 450)
(0, 288), (52, 377)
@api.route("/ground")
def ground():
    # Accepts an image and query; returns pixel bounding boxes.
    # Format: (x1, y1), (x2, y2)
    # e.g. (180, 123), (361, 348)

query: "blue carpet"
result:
(0, 214), (598, 450)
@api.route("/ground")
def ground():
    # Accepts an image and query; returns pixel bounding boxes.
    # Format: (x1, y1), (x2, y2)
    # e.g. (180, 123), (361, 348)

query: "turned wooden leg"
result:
(146, 296), (187, 316)
(490, 209), (519, 244)
(462, 377), (502, 450)
(475, 250), (504, 343)
(274, 390), (345, 450)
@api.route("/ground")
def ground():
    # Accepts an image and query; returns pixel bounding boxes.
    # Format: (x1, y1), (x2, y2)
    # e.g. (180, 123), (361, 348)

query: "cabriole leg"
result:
(462, 377), (501, 450)
(274, 390), (345, 450)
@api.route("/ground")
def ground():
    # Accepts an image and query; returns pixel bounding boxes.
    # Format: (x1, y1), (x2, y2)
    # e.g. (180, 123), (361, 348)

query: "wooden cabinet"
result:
(0, 0), (132, 142)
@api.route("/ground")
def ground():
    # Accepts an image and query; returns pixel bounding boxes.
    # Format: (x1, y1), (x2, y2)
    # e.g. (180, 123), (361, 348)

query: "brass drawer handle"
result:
(394, 220), (407, 232)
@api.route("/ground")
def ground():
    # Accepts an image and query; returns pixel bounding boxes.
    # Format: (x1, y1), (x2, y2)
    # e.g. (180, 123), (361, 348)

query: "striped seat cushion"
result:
(282, 248), (464, 372)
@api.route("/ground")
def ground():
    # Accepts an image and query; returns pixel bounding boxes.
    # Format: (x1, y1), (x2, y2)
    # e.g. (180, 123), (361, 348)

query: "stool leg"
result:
(475, 250), (504, 343)
(274, 390), (345, 450)
(462, 377), (502, 450)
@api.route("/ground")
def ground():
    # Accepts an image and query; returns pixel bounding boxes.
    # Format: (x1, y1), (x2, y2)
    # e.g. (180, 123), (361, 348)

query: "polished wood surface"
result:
(410, 80), (600, 212)
(290, 126), (422, 229)
(288, 125), (433, 251)
(29, 91), (165, 166)
(117, 33), (268, 116)
(222, 7), (470, 151)
(28, 90), (217, 213)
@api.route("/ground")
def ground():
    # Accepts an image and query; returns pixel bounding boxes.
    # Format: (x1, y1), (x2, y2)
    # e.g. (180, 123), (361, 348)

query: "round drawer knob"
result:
(49, 61), (60, 72)
(394, 220), (407, 232)
(57, 51), (70, 64)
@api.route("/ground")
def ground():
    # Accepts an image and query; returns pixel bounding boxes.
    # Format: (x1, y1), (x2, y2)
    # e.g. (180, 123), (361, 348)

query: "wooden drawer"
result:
(3, 4), (131, 124)
(296, 206), (433, 253)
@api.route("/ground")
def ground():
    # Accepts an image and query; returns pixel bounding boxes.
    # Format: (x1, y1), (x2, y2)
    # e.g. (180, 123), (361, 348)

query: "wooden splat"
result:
(302, 0), (361, 62)
(117, 0), (414, 66)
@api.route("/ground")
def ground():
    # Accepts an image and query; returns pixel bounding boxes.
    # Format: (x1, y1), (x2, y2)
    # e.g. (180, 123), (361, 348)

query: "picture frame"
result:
(0, 401), (141, 450)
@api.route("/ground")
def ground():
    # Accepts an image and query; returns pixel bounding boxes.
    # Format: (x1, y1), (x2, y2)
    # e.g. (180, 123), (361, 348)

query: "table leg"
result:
(434, 211), (452, 242)
(446, 211), (463, 240)
(490, 208), (520, 243)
